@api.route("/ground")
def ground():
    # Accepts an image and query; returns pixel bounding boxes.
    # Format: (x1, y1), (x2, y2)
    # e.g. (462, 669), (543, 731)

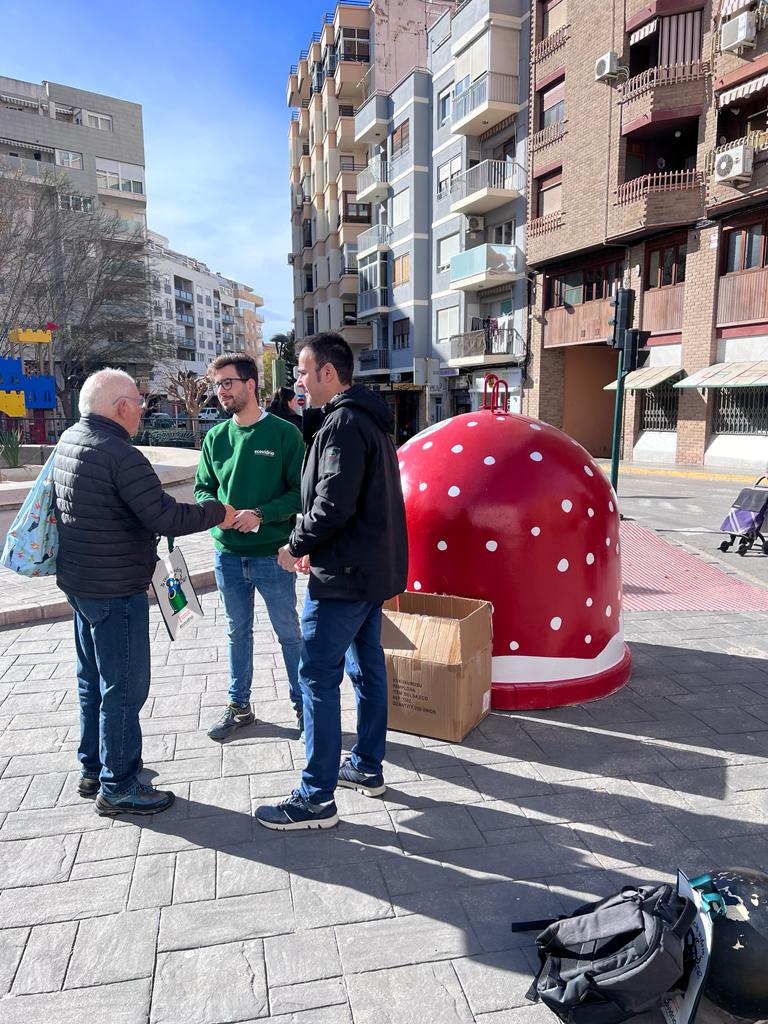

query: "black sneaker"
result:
(255, 791), (338, 831)
(207, 702), (255, 740)
(94, 782), (175, 817)
(337, 757), (386, 797)
(78, 775), (100, 799)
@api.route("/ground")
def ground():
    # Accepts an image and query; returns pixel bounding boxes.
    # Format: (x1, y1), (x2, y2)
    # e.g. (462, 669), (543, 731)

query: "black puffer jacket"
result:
(288, 384), (407, 603)
(54, 414), (225, 598)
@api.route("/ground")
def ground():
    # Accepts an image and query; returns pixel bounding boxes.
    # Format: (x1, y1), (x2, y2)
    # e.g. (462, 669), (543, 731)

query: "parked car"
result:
(145, 412), (175, 429)
(198, 408), (220, 423)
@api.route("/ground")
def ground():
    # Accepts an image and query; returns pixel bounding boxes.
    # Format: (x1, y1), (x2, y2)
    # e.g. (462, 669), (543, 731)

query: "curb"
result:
(598, 463), (755, 484)
(0, 569), (217, 630)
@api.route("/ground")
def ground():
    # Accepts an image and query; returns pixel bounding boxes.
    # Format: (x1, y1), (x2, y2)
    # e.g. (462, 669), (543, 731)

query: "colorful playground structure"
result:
(0, 328), (57, 423)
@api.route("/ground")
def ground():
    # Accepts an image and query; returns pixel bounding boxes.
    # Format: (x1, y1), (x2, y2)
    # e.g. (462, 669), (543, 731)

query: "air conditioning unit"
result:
(465, 215), (485, 234)
(721, 11), (757, 53)
(714, 142), (755, 183)
(287, 253), (295, 265)
(595, 51), (620, 82)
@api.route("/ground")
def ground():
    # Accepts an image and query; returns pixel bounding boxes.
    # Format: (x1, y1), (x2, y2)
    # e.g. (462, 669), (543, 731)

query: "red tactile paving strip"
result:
(620, 521), (768, 612)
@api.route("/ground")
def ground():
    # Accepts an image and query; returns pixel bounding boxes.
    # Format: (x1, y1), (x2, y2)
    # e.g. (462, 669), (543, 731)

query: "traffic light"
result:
(608, 288), (634, 349)
(622, 329), (651, 373)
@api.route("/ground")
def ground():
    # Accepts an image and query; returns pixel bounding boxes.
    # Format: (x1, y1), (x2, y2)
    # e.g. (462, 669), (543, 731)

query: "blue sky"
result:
(2, 0), (332, 343)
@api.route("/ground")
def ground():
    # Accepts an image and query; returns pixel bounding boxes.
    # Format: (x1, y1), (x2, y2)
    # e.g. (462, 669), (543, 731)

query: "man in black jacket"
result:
(256, 333), (407, 830)
(55, 368), (236, 816)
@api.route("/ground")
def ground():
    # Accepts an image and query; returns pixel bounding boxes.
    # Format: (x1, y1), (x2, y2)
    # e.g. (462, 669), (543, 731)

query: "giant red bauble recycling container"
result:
(397, 404), (631, 711)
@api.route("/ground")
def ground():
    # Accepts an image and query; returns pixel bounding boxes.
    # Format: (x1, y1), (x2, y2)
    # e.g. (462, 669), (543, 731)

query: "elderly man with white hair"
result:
(54, 367), (236, 817)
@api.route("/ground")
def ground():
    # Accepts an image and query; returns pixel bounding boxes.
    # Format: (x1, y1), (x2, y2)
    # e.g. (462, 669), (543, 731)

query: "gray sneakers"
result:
(207, 702), (255, 740)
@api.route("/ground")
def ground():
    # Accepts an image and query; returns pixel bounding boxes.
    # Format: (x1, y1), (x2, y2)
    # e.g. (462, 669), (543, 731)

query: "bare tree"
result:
(159, 365), (210, 445)
(0, 162), (169, 415)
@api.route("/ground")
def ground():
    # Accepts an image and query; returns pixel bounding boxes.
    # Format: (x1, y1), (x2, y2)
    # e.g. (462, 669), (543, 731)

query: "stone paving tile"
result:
(128, 853), (176, 911)
(151, 940), (268, 1023)
(0, 926), (28, 994)
(0, 833), (80, 887)
(65, 909), (159, 988)
(12, 921), (77, 994)
(157, 890), (294, 951)
(346, 961), (474, 1023)
(264, 927), (342, 988)
(270, 978), (347, 1017)
(0, 978), (152, 1024)
(0, 872), (131, 927)
(452, 950), (541, 1016)
(0, 801), (111, 840)
(19, 771), (66, 810)
(216, 843), (290, 898)
(291, 862), (394, 929)
(173, 847), (216, 903)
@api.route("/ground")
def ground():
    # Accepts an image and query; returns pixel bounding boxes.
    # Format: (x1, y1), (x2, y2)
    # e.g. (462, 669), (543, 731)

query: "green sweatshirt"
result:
(194, 413), (304, 556)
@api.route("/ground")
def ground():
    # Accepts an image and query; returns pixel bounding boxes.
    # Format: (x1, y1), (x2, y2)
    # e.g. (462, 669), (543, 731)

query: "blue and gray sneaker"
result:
(207, 702), (255, 740)
(255, 791), (338, 831)
(337, 757), (386, 797)
(94, 782), (175, 817)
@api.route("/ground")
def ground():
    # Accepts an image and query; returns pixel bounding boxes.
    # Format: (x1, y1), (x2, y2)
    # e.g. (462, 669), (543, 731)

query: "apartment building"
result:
(525, 0), (768, 469)
(147, 231), (264, 397)
(286, 0), (453, 440)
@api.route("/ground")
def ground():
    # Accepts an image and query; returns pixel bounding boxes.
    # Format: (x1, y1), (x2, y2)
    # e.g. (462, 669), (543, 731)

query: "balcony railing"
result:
(452, 72), (519, 124)
(174, 288), (193, 302)
(450, 243), (519, 287)
(528, 209), (565, 238)
(357, 160), (389, 195)
(707, 130), (768, 172)
(359, 347), (390, 370)
(0, 155), (56, 179)
(357, 223), (393, 253)
(451, 159), (526, 202)
(221, 314), (235, 324)
(619, 60), (708, 103)
(533, 25), (569, 63)
(358, 287), (389, 313)
(448, 328), (524, 361)
(175, 313), (194, 326)
(616, 169), (702, 205)
(531, 119), (566, 153)
(176, 336), (195, 350)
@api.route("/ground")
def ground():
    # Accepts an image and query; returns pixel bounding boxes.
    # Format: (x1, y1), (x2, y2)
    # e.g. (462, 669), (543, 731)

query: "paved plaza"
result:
(1, 536), (768, 1021)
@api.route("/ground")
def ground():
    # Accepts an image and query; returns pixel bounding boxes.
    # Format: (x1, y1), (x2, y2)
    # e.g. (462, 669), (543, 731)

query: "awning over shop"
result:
(717, 72), (768, 109)
(629, 18), (658, 46)
(0, 136), (55, 153)
(604, 366), (683, 392)
(674, 361), (768, 388)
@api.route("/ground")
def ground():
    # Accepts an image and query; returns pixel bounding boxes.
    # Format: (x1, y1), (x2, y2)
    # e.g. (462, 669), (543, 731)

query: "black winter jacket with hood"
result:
(288, 384), (408, 603)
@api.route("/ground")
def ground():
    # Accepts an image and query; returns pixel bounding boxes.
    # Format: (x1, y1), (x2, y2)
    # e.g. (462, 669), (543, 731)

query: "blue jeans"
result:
(299, 596), (388, 804)
(214, 551), (302, 709)
(67, 592), (150, 798)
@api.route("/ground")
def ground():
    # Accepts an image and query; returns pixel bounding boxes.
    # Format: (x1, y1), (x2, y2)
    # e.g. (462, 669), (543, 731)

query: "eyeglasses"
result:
(213, 377), (247, 392)
(113, 395), (146, 410)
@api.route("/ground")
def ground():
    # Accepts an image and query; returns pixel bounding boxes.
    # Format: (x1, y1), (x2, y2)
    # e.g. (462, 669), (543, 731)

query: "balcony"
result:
(450, 160), (525, 216)
(0, 155), (56, 179)
(335, 113), (356, 149)
(609, 170), (704, 241)
(446, 328), (524, 367)
(340, 323), (372, 349)
(358, 347), (390, 374)
(451, 73), (521, 137)
(356, 160), (390, 204)
(642, 283), (685, 335)
(174, 288), (193, 302)
(357, 223), (392, 258)
(222, 332), (234, 343)
(707, 131), (768, 211)
(542, 299), (611, 349)
(530, 119), (566, 156)
(717, 267), (768, 327)
(175, 313), (194, 326)
(354, 92), (389, 145)
(176, 336), (195, 351)
(358, 287), (390, 318)
(533, 25), (569, 64)
(221, 313), (235, 324)
(619, 61), (708, 126)
(449, 243), (522, 291)
(336, 55), (369, 104)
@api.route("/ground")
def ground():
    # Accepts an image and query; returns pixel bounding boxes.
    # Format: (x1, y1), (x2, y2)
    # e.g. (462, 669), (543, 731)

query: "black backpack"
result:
(512, 883), (697, 1024)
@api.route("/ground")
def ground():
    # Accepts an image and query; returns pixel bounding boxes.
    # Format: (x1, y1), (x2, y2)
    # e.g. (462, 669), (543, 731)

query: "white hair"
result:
(79, 368), (138, 416)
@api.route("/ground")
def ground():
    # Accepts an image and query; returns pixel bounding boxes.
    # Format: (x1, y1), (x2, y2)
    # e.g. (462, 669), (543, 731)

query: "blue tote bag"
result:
(1, 449), (59, 577)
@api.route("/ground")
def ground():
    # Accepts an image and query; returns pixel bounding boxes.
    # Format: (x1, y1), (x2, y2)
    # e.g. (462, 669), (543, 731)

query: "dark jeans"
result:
(67, 592), (150, 798)
(299, 596), (388, 804)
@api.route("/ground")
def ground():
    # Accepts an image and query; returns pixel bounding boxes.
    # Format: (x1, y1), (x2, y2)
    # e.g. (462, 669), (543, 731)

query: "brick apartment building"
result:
(524, 0), (768, 469)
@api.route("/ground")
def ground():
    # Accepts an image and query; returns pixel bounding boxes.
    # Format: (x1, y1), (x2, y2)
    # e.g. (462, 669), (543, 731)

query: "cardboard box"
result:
(381, 592), (493, 743)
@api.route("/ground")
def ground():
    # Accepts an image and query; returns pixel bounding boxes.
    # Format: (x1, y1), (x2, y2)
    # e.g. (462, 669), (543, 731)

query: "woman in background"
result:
(267, 387), (302, 431)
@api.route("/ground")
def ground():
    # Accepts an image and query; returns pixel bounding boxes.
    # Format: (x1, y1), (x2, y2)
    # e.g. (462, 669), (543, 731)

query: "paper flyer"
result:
(661, 870), (714, 1024)
(151, 545), (204, 640)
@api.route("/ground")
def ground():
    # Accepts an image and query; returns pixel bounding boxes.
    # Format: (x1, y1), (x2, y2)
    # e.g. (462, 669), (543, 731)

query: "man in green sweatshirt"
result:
(194, 353), (305, 740)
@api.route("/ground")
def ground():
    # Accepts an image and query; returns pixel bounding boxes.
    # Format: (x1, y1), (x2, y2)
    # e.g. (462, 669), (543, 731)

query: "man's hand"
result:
(296, 555), (310, 574)
(220, 504), (237, 530)
(233, 510), (261, 533)
(277, 544), (300, 573)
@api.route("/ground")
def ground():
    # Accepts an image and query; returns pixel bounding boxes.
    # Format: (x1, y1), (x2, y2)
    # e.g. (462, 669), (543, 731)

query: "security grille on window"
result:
(438, 233), (461, 272)
(393, 318), (410, 349)
(392, 120), (410, 159)
(713, 388), (768, 435)
(437, 156), (462, 198)
(393, 253), (410, 287)
(640, 382), (679, 431)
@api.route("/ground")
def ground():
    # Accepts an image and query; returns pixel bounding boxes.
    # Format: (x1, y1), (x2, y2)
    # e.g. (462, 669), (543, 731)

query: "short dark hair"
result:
(296, 332), (353, 386)
(209, 352), (259, 390)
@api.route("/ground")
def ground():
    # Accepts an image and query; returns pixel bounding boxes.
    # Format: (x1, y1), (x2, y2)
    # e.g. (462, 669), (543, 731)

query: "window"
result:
(55, 150), (83, 170)
(392, 187), (409, 227)
(343, 301), (357, 325)
(723, 216), (768, 274)
(438, 88), (452, 128)
(336, 27), (369, 62)
(713, 388), (768, 435)
(198, 315), (204, 326)
(539, 77), (565, 130)
(392, 120), (410, 159)
(95, 158), (145, 194)
(342, 192), (371, 223)
(205, 295), (212, 306)
(493, 220), (515, 245)
(547, 259), (624, 309)
(647, 240), (686, 288)
(86, 112), (113, 131)
(437, 156), (462, 198)
(640, 381), (679, 431)
(536, 168), (562, 217)
(438, 233), (461, 272)
(196, 292), (203, 303)
(57, 193), (93, 213)
(541, 0), (567, 38)
(393, 318), (410, 349)
(393, 253), (410, 287)
(437, 305), (460, 345)
(206, 318), (213, 329)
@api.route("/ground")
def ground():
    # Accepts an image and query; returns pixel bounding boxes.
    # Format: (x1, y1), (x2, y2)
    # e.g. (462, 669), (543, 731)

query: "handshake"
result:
(219, 505), (262, 533)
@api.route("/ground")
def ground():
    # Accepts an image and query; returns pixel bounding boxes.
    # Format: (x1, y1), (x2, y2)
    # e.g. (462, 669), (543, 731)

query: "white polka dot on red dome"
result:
(605, 537), (611, 547)
(483, 456), (495, 465)
(561, 499), (573, 513)
(584, 465), (594, 477)
(423, 441), (433, 450)
(530, 451), (543, 462)
(419, 482), (427, 492)
(586, 597), (593, 607)
(586, 553), (595, 565)
(509, 641), (519, 651)
(557, 558), (569, 572)
(605, 605), (612, 617)
(531, 526), (541, 536)
(413, 581), (422, 591)
(588, 508), (595, 517)
(496, 416), (505, 421)
(437, 540), (448, 551)
(529, 423), (542, 430)
(585, 635), (592, 645)
(609, 500), (615, 512)
(451, 444), (463, 453)
(448, 486), (460, 497)
(467, 421), (478, 427)
(486, 540), (498, 552)
(550, 617), (562, 631)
